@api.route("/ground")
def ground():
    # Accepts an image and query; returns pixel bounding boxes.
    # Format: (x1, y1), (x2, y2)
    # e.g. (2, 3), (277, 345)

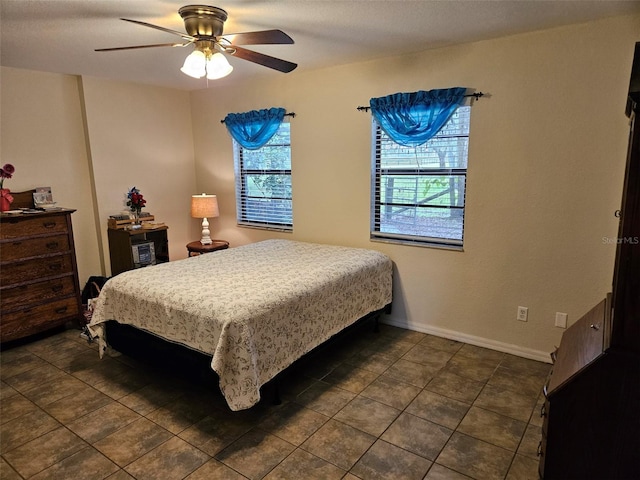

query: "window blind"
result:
(371, 106), (470, 247)
(234, 121), (292, 230)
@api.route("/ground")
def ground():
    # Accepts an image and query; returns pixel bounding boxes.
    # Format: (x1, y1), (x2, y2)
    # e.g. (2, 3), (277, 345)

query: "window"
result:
(371, 105), (470, 247)
(233, 121), (292, 230)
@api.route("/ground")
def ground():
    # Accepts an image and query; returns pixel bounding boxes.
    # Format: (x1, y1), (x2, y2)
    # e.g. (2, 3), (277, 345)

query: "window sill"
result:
(238, 223), (293, 233)
(370, 236), (464, 252)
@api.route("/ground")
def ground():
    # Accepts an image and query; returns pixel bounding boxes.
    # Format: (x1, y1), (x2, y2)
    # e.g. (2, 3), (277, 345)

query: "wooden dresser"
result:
(1, 209), (83, 343)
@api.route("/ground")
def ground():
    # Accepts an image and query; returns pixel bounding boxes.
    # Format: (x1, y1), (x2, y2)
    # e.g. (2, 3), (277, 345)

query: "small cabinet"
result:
(107, 226), (169, 276)
(0, 209), (83, 343)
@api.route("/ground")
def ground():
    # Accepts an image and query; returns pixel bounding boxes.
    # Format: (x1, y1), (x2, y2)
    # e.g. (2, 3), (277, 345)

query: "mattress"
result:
(88, 239), (392, 410)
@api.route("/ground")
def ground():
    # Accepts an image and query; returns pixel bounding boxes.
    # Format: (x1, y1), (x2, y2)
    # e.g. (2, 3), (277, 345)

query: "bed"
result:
(87, 239), (393, 411)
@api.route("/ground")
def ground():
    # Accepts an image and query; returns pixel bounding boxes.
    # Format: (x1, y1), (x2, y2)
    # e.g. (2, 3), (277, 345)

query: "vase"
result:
(133, 209), (141, 225)
(0, 188), (13, 212)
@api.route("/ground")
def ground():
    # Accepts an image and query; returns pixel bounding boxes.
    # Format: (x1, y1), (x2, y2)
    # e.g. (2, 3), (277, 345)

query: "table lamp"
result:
(191, 193), (219, 245)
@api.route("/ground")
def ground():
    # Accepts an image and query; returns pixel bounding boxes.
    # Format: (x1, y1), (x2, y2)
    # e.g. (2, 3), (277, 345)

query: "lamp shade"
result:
(191, 194), (219, 218)
(206, 53), (233, 80)
(181, 50), (207, 78)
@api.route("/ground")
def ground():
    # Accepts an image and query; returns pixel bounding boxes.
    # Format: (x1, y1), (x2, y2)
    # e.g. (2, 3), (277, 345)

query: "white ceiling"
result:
(2, 0), (639, 91)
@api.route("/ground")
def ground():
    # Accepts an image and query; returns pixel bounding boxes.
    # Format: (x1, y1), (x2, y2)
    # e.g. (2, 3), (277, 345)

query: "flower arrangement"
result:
(0, 164), (15, 212)
(126, 186), (147, 225)
(0, 164), (15, 189)
(126, 186), (146, 213)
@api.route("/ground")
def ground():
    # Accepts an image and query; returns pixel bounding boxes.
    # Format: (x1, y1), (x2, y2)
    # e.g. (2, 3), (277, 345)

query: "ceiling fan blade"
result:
(120, 18), (195, 42)
(221, 29), (294, 46)
(95, 42), (192, 52)
(230, 46), (297, 73)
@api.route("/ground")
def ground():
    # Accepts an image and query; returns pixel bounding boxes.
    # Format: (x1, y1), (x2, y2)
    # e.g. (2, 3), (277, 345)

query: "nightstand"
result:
(108, 225), (169, 275)
(186, 239), (229, 256)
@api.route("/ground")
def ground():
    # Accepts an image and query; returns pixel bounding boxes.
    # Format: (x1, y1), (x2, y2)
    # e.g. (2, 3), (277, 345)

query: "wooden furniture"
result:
(0, 209), (83, 343)
(539, 43), (640, 479)
(107, 213), (156, 230)
(539, 296), (640, 479)
(107, 225), (169, 276)
(186, 239), (229, 256)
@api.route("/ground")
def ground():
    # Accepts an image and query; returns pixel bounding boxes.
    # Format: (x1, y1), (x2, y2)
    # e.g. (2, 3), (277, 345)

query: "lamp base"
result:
(200, 217), (212, 245)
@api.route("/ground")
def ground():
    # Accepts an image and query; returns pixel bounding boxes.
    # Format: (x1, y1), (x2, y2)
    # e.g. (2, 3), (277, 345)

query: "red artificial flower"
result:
(0, 163), (15, 189)
(126, 186), (147, 212)
(0, 163), (15, 179)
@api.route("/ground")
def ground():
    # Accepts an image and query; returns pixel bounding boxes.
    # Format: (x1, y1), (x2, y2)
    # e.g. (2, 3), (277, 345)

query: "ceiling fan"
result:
(96, 4), (297, 80)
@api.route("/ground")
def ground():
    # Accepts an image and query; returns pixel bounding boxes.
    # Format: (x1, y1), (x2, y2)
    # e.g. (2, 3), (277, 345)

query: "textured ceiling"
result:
(2, 0), (639, 91)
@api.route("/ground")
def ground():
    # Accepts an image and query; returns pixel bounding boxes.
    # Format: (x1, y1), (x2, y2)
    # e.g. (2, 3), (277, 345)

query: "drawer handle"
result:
(537, 441), (543, 456)
(540, 403), (547, 418)
(42, 222), (57, 229)
(51, 284), (64, 293)
(46, 241), (59, 249)
(49, 263), (63, 271)
(590, 323), (600, 331)
(55, 306), (68, 314)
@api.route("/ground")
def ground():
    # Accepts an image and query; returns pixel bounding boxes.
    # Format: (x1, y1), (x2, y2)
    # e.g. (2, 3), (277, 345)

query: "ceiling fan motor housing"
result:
(179, 5), (228, 38)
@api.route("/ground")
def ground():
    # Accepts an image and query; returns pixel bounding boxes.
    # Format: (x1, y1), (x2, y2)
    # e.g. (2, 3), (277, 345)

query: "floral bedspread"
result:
(88, 239), (392, 410)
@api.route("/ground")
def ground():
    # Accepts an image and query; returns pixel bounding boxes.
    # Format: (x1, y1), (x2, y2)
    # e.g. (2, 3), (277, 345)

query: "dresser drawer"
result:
(1, 234), (70, 262)
(0, 215), (69, 240)
(0, 297), (80, 342)
(1, 276), (77, 311)
(1, 254), (74, 285)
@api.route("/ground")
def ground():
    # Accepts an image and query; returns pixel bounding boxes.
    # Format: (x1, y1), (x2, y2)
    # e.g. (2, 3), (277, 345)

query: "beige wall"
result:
(190, 14), (639, 359)
(1, 69), (198, 282)
(80, 76), (198, 270)
(1, 68), (102, 284)
(2, 14), (637, 360)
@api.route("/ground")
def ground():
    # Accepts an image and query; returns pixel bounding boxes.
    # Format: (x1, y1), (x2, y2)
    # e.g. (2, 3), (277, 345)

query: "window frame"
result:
(370, 104), (471, 249)
(233, 120), (293, 231)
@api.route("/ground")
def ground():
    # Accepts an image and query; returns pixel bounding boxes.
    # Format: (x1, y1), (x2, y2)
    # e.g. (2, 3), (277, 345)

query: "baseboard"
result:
(381, 317), (552, 364)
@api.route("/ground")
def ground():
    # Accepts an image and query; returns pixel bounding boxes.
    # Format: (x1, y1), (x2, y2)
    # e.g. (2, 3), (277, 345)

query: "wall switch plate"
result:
(517, 306), (528, 322)
(555, 312), (568, 328)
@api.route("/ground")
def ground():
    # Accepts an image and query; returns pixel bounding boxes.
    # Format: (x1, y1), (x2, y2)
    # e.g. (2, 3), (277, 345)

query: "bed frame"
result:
(104, 303), (391, 406)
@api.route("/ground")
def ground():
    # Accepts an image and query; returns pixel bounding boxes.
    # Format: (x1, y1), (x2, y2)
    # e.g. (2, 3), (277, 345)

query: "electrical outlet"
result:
(555, 312), (568, 328)
(517, 306), (528, 322)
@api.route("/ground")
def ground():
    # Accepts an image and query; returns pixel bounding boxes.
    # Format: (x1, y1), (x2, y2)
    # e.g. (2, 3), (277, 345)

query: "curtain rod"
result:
(356, 92), (484, 112)
(220, 112), (296, 123)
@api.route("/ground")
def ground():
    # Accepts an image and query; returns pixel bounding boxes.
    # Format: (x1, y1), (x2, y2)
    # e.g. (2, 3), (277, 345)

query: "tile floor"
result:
(0, 323), (550, 480)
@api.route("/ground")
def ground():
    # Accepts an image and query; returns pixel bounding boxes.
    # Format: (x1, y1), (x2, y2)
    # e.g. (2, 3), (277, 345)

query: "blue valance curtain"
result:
(369, 88), (467, 146)
(224, 107), (286, 150)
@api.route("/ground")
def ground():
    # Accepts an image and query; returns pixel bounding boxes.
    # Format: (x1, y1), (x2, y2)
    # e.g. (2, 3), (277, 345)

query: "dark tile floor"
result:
(0, 323), (550, 480)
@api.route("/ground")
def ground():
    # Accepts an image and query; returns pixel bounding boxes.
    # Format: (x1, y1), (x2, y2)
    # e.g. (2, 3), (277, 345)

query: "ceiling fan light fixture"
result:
(98, 6), (297, 77)
(206, 52), (233, 79)
(180, 50), (206, 78)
